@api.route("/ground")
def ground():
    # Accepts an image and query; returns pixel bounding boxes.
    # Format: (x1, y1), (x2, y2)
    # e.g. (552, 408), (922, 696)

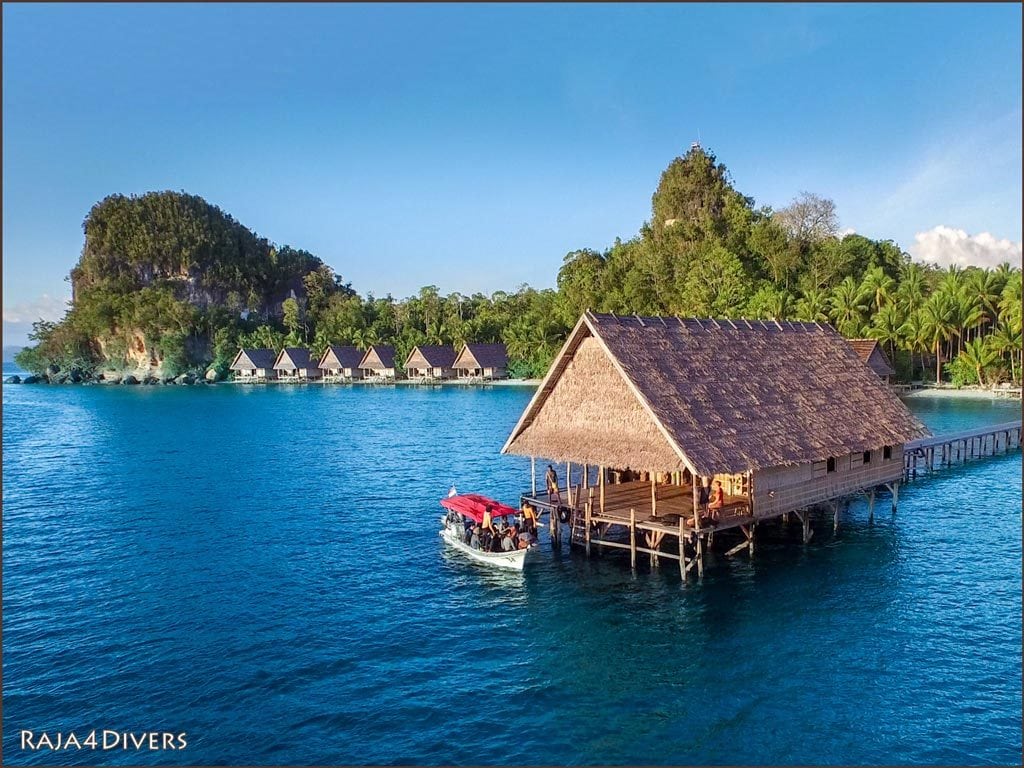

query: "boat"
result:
(439, 493), (536, 571)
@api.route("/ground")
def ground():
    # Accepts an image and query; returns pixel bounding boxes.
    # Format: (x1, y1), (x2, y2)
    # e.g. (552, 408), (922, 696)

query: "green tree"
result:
(920, 292), (958, 384)
(829, 276), (869, 336)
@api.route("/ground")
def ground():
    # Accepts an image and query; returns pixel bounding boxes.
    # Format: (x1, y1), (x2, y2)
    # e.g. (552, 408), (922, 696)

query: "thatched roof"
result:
(230, 348), (276, 370)
(274, 347), (317, 370)
(405, 345), (457, 369)
(454, 342), (507, 370)
(360, 345), (396, 370)
(502, 312), (929, 476)
(849, 339), (896, 377)
(319, 345), (363, 370)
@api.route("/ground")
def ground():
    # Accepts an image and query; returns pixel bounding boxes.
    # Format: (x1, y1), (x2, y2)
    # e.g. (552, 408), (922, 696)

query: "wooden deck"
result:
(903, 420), (1021, 480)
(522, 479), (752, 535)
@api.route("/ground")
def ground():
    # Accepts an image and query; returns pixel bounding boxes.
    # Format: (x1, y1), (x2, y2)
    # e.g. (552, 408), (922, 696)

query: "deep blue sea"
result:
(2, 372), (1021, 766)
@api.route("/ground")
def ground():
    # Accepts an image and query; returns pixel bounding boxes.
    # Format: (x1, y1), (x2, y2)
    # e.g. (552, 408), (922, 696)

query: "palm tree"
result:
(899, 310), (928, 381)
(953, 288), (985, 352)
(998, 272), (1022, 331)
(829, 276), (869, 336)
(988, 322), (1022, 384)
(938, 264), (964, 296)
(860, 266), (896, 315)
(920, 292), (957, 384)
(960, 337), (997, 386)
(897, 262), (927, 316)
(869, 303), (903, 363)
(795, 287), (829, 323)
(964, 269), (1002, 337)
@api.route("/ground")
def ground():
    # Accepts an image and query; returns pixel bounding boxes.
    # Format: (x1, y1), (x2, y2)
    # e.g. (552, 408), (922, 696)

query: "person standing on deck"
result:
(698, 477), (711, 517)
(708, 480), (725, 522)
(545, 464), (561, 505)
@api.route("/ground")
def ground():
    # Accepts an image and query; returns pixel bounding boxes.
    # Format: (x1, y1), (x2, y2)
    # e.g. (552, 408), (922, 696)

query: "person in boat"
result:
(469, 525), (482, 550)
(482, 504), (495, 533)
(545, 465), (560, 505)
(707, 480), (725, 523)
(501, 529), (516, 551)
(480, 526), (493, 552)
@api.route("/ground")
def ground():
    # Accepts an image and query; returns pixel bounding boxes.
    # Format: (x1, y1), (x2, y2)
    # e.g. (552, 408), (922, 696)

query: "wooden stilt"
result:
(868, 488), (875, 524)
(833, 501), (839, 532)
(696, 534), (704, 578)
(566, 461), (572, 498)
(531, 457), (536, 495)
(892, 480), (899, 514)
(583, 463), (589, 489)
(678, 519), (686, 579)
(599, 467), (605, 516)
(651, 474), (657, 518)
(748, 522), (755, 556)
(585, 499), (592, 557)
(629, 508), (637, 570)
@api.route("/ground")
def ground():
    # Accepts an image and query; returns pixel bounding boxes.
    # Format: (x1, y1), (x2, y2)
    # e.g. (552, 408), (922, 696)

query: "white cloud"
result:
(909, 226), (1022, 270)
(2, 294), (71, 346)
(2, 293), (71, 324)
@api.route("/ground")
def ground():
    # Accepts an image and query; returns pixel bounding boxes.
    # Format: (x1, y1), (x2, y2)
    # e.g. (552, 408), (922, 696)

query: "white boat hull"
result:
(439, 519), (532, 571)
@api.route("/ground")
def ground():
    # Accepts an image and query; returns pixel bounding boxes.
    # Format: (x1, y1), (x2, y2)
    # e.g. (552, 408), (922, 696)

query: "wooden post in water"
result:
(629, 508), (637, 570)
(891, 481), (899, 514)
(584, 497), (592, 557)
(651, 474), (657, 518)
(531, 457), (537, 495)
(678, 518), (686, 579)
(599, 466), (605, 515)
(566, 461), (571, 500)
(833, 500), (839, 532)
(583, 464), (589, 489)
(867, 488), (876, 524)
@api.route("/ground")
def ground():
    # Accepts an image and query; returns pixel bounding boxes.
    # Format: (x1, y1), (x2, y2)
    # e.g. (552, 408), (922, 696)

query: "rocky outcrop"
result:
(5, 375), (22, 384)
(123, 374), (140, 385)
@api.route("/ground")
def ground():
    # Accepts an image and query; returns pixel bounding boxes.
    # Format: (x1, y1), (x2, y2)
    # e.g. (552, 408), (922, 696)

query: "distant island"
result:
(14, 145), (1021, 388)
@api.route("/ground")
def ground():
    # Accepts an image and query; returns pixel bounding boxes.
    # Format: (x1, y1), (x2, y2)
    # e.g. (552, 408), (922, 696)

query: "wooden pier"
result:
(903, 420), (1022, 480)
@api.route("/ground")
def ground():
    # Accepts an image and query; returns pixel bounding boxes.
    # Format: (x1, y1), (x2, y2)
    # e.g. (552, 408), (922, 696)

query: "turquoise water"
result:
(2, 380), (1021, 765)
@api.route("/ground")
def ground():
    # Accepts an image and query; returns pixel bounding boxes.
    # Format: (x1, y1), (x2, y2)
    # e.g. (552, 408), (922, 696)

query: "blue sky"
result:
(3, 3), (1021, 345)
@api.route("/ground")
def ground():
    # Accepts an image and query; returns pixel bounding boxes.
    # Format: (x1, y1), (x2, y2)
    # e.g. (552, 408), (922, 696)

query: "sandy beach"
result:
(901, 386), (1022, 401)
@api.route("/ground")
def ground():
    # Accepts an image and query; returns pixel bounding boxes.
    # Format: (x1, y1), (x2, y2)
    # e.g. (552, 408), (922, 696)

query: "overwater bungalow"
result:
(319, 345), (364, 382)
(503, 311), (929, 576)
(405, 345), (457, 380)
(359, 345), (398, 381)
(454, 342), (508, 380)
(273, 348), (323, 382)
(849, 338), (896, 383)
(229, 348), (278, 382)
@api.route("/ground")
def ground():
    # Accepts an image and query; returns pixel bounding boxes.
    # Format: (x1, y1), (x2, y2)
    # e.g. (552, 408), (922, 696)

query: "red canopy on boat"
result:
(440, 494), (519, 524)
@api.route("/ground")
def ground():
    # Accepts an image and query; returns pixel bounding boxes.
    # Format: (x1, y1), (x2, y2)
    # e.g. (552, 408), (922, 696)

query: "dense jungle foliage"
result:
(17, 147), (1023, 385)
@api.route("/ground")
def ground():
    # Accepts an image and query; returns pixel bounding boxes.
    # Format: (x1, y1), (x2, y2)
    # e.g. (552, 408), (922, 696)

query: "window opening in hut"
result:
(863, 450), (872, 464)
(883, 445), (892, 460)
(826, 457), (837, 473)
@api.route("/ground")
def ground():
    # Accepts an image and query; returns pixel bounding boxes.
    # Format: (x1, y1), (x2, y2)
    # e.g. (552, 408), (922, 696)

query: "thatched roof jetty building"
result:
(273, 348), (323, 381)
(405, 345), (457, 380)
(360, 345), (398, 381)
(454, 342), (508, 380)
(504, 311), (929, 576)
(319, 345), (364, 381)
(229, 348), (278, 381)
